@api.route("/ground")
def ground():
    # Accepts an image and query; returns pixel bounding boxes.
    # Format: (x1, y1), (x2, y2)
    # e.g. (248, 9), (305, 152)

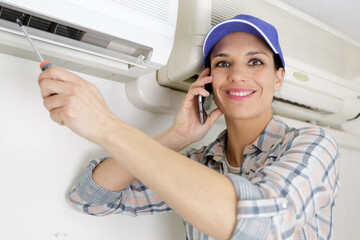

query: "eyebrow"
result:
(211, 51), (269, 60)
(246, 51), (268, 56)
(211, 53), (229, 59)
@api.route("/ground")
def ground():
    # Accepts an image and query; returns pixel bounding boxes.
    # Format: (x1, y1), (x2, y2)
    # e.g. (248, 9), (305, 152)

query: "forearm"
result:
(98, 119), (237, 240)
(92, 126), (192, 191)
(154, 127), (192, 152)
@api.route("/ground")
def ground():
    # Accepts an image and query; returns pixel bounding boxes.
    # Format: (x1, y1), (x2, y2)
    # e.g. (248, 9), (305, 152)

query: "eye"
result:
(215, 61), (230, 68)
(249, 59), (263, 66)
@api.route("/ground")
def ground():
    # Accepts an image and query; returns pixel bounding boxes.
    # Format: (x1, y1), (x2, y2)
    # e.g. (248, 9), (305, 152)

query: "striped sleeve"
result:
(227, 127), (340, 239)
(67, 158), (172, 216)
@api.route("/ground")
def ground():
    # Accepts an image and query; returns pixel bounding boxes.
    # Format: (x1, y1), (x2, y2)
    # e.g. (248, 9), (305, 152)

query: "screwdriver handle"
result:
(40, 61), (52, 71)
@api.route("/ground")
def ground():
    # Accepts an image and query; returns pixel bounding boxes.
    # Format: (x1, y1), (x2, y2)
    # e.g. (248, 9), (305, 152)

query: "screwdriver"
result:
(16, 18), (52, 71)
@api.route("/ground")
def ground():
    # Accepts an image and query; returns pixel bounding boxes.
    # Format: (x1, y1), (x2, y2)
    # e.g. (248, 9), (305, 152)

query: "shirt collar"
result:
(202, 129), (227, 162)
(203, 116), (289, 162)
(252, 116), (289, 152)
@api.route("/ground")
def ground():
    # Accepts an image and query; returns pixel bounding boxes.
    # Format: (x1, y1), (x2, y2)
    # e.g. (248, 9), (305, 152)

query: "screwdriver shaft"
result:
(16, 19), (45, 63)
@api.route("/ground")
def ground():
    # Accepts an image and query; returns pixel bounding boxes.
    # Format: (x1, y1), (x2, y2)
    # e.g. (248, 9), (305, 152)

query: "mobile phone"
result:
(198, 83), (213, 124)
(198, 94), (205, 124)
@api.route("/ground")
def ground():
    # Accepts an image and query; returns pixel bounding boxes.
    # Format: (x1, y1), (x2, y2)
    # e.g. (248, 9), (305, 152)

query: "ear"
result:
(273, 67), (284, 91)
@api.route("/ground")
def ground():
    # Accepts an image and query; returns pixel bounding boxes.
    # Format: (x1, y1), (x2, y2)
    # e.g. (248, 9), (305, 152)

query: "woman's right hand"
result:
(157, 68), (222, 151)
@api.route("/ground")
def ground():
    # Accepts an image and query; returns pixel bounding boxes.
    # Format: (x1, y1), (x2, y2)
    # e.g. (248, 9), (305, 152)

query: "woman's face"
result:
(210, 32), (284, 121)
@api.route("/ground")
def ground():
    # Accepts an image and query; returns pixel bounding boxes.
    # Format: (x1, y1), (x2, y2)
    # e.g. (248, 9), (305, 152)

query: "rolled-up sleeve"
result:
(68, 158), (172, 216)
(226, 127), (340, 239)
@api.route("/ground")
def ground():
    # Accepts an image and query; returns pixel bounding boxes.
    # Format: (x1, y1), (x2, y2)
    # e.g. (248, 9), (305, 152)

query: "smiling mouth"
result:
(226, 90), (255, 98)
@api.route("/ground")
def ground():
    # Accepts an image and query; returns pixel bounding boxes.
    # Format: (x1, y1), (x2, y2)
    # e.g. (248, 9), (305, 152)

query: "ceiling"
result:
(280, 0), (360, 42)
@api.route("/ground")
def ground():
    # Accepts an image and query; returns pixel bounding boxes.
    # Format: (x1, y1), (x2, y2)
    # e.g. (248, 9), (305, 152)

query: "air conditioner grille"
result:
(211, 0), (360, 82)
(110, 0), (178, 26)
(273, 97), (331, 114)
(0, 5), (85, 41)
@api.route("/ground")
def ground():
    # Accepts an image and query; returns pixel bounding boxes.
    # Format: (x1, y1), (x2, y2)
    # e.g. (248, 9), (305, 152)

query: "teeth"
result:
(228, 91), (253, 97)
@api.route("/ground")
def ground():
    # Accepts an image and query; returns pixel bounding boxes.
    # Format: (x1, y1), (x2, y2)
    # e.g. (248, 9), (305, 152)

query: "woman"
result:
(38, 15), (339, 239)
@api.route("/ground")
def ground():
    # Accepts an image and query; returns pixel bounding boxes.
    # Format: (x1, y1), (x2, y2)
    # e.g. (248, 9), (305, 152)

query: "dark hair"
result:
(273, 54), (283, 70)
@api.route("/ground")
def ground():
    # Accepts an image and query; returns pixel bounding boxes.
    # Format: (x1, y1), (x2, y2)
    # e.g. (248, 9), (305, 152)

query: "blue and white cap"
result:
(203, 14), (285, 69)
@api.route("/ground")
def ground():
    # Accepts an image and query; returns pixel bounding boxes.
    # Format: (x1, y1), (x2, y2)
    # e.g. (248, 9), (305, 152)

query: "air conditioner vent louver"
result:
(0, 6), (85, 41)
(273, 97), (331, 114)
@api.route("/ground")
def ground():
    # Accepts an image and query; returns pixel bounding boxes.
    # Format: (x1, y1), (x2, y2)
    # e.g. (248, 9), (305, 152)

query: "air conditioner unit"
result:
(127, 0), (360, 134)
(0, 0), (178, 81)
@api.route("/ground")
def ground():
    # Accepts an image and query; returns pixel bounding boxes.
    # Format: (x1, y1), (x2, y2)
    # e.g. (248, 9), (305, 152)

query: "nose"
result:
(228, 64), (247, 83)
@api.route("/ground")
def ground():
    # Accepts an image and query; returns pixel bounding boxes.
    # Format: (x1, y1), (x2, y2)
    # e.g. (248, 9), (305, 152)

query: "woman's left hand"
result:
(38, 66), (120, 144)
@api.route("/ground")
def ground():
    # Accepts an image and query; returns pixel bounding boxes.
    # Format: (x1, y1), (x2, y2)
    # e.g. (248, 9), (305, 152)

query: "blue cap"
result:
(203, 14), (285, 69)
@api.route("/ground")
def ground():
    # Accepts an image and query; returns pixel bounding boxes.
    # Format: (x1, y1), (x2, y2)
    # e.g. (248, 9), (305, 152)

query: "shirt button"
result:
(282, 202), (288, 209)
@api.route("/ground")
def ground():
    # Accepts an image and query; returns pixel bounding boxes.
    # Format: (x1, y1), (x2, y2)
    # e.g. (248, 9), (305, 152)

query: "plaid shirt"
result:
(68, 117), (340, 239)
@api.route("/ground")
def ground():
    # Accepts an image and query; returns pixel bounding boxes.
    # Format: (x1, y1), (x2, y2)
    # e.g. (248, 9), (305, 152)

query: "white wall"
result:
(333, 147), (360, 240)
(1, 53), (359, 239)
(0, 53), (226, 240)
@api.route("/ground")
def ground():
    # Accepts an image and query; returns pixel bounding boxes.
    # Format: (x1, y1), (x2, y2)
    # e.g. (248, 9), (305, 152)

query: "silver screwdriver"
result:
(16, 18), (52, 71)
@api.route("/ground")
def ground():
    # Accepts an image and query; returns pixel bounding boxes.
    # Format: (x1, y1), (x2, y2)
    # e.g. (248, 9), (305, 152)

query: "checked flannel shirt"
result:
(68, 116), (340, 239)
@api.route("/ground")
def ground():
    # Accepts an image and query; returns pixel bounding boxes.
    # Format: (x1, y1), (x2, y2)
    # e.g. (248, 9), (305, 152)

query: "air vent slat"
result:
(28, 16), (53, 32)
(55, 25), (84, 40)
(0, 5), (86, 41)
(273, 97), (331, 114)
(0, 7), (23, 22)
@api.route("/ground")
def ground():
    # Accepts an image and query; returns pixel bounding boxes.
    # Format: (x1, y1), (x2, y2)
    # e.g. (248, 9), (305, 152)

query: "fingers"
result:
(42, 92), (75, 126)
(49, 107), (65, 126)
(186, 68), (213, 100)
(39, 78), (68, 98)
(189, 68), (212, 90)
(38, 66), (87, 97)
(186, 86), (210, 100)
(43, 93), (67, 112)
(38, 66), (86, 126)
(198, 67), (211, 78)
(38, 66), (80, 85)
(205, 108), (223, 126)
